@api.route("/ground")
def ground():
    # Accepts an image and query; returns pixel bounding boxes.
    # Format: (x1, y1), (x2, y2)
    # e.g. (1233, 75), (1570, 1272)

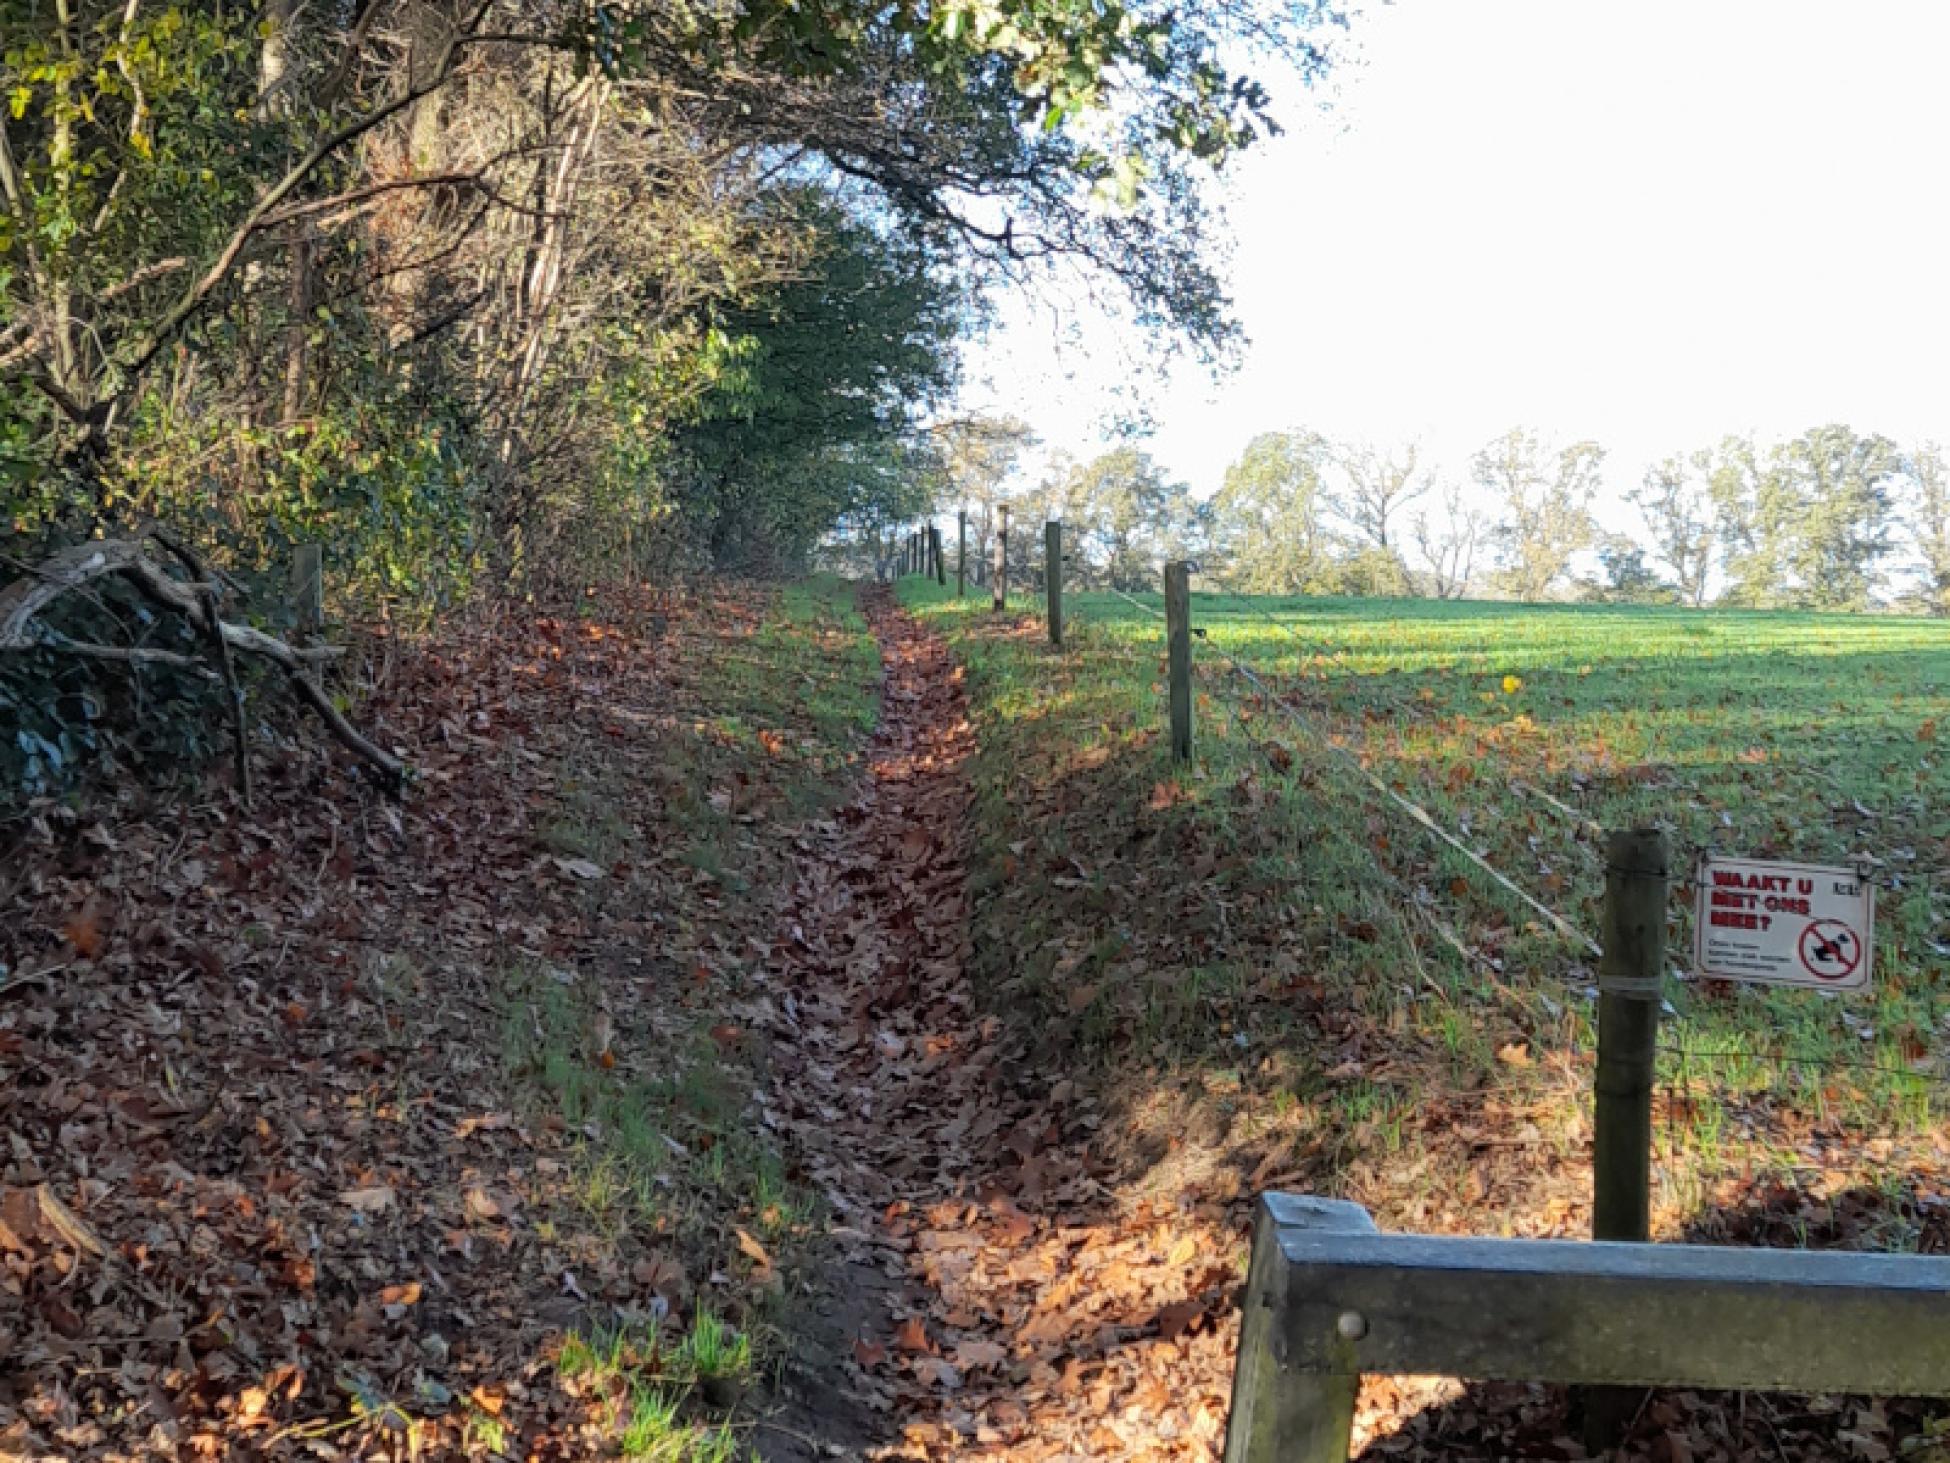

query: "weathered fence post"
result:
(1165, 560), (1192, 762)
(1223, 1195), (1375, 1463)
(992, 504), (1009, 611)
(931, 525), (946, 586)
(291, 543), (323, 632)
(957, 510), (967, 598)
(1584, 825), (1671, 1451)
(1045, 521), (1063, 646)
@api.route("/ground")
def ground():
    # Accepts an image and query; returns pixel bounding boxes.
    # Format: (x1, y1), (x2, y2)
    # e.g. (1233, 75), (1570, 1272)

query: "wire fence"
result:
(1073, 575), (1950, 1098)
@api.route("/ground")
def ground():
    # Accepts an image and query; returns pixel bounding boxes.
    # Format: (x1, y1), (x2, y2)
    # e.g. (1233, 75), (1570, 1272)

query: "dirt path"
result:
(760, 589), (1246, 1461)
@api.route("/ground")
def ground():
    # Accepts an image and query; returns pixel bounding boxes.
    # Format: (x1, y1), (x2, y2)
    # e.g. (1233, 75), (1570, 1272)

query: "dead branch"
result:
(0, 539), (406, 789)
(153, 534), (253, 806)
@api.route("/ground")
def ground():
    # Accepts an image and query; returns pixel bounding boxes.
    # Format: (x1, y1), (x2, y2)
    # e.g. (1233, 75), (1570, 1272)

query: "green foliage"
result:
(0, 0), (1347, 795)
(1630, 453), (1717, 608)
(1040, 445), (1194, 590)
(673, 198), (967, 569)
(1908, 443), (1950, 616)
(1710, 426), (1901, 611)
(1206, 430), (1336, 593)
(1476, 428), (1602, 603)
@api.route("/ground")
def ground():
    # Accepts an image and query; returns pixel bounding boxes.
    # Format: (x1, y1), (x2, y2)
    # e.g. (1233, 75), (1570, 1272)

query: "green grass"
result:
(558, 1312), (753, 1460)
(899, 572), (1950, 1231)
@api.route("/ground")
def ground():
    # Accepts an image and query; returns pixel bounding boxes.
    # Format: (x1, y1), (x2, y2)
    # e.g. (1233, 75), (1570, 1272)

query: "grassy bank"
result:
(898, 573), (1950, 1246)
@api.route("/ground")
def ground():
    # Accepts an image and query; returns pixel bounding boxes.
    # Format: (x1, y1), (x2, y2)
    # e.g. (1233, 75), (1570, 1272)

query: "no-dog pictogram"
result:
(1798, 919), (1862, 981)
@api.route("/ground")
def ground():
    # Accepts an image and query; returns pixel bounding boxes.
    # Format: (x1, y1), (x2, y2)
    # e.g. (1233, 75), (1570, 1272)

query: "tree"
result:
(672, 196), (968, 569)
(1630, 454), (1716, 606)
(1206, 430), (1337, 593)
(1706, 436), (1782, 607)
(1582, 533), (1677, 605)
(931, 415), (1038, 575)
(1475, 429), (1602, 602)
(1411, 480), (1487, 600)
(1327, 441), (1427, 593)
(1711, 427), (1900, 610)
(1050, 448), (1191, 590)
(1905, 443), (1950, 616)
(1779, 426), (1901, 610)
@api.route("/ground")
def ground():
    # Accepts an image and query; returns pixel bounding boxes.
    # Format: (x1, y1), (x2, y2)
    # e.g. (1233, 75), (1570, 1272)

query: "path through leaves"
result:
(761, 591), (1247, 1459)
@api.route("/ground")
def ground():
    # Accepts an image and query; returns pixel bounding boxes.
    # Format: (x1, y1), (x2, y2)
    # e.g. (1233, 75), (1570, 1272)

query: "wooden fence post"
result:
(1224, 1195), (1375, 1463)
(957, 509), (967, 598)
(931, 525), (946, 586)
(1165, 560), (1192, 762)
(992, 505), (1009, 611)
(1585, 825), (1671, 1451)
(291, 543), (323, 632)
(1045, 521), (1063, 647)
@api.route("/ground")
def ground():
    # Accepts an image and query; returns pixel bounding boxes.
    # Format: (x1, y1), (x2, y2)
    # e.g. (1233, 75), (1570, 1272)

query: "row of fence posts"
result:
(902, 505), (1066, 649)
(898, 539), (1670, 1451)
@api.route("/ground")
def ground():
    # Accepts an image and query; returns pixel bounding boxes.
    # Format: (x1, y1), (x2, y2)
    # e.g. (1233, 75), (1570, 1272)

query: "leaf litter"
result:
(0, 578), (879, 1460)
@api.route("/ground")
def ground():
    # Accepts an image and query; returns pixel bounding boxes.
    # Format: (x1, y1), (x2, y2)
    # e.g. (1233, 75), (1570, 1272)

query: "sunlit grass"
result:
(558, 1312), (753, 1460)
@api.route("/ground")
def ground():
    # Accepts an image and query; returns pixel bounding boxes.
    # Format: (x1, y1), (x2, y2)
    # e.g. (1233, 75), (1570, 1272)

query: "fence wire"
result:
(1100, 583), (1600, 956)
(1085, 581), (1950, 1097)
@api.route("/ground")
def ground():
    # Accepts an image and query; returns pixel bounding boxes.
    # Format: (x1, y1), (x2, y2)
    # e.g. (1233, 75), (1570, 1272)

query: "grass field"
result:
(900, 576), (1950, 1244)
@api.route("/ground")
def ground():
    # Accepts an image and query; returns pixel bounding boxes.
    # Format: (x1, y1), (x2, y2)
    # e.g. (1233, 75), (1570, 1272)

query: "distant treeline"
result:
(911, 422), (1950, 615)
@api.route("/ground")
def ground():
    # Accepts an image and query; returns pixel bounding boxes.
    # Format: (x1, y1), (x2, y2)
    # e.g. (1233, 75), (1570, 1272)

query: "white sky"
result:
(958, 0), (1950, 533)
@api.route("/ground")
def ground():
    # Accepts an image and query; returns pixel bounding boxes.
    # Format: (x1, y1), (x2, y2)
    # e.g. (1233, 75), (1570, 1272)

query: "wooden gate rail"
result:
(1225, 1192), (1950, 1461)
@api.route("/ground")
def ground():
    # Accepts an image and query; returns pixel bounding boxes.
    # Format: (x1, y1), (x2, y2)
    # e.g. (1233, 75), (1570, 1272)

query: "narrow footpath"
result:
(759, 588), (1247, 1461)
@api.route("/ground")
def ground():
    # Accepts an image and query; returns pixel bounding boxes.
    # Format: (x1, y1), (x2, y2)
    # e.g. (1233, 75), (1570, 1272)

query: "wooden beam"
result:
(1271, 1227), (1950, 1397)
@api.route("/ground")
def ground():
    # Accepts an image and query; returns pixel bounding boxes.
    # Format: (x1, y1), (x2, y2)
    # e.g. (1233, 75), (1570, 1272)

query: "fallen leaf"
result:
(894, 1315), (932, 1353)
(63, 904), (104, 959)
(853, 1336), (886, 1370)
(35, 1185), (105, 1257)
(955, 1339), (1008, 1369)
(1154, 1299), (1205, 1340)
(1496, 1042), (1532, 1068)
(339, 1185), (396, 1215)
(378, 1281), (422, 1307)
(553, 856), (605, 881)
(734, 1227), (772, 1274)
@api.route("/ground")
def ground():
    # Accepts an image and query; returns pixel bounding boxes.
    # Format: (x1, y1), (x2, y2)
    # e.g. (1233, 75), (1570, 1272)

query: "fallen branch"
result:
(0, 538), (406, 789)
(153, 532), (253, 806)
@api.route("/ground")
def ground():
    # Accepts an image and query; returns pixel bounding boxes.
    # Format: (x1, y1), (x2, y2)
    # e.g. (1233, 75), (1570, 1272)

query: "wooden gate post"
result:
(992, 504), (1009, 611)
(291, 543), (323, 633)
(1165, 560), (1192, 762)
(1224, 1195), (1374, 1463)
(1045, 521), (1063, 646)
(1585, 825), (1671, 1450)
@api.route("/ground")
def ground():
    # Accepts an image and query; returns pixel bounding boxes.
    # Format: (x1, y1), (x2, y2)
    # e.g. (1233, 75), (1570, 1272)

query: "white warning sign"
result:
(1693, 855), (1874, 991)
